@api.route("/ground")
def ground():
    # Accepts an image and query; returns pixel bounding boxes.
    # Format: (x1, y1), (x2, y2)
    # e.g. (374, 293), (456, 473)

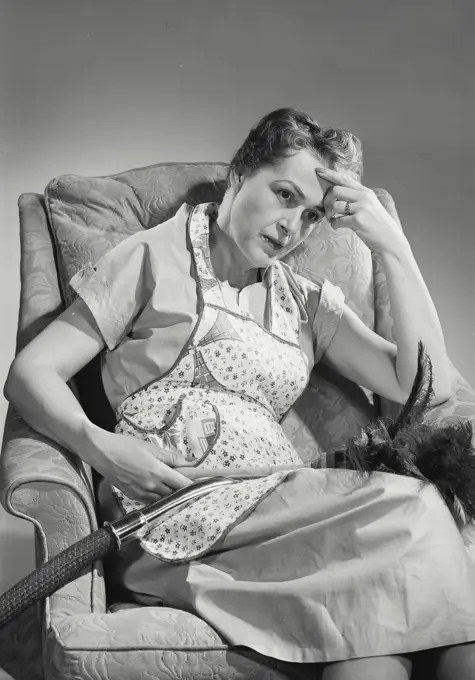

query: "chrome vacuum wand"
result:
(105, 476), (243, 548)
(0, 476), (242, 629)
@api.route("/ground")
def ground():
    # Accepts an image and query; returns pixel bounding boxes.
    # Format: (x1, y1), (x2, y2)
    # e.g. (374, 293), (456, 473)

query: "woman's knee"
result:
(434, 642), (475, 680)
(322, 654), (412, 680)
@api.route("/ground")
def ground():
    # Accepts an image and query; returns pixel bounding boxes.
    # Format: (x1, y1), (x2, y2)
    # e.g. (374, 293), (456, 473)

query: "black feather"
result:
(387, 341), (435, 438)
(335, 341), (475, 525)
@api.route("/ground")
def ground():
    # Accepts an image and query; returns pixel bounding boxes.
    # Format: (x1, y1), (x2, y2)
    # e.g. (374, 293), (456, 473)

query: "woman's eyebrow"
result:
(281, 180), (325, 212)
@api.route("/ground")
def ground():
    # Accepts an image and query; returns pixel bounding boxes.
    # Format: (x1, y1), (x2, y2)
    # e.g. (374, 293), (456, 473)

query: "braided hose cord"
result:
(0, 527), (115, 628)
(0, 477), (242, 630)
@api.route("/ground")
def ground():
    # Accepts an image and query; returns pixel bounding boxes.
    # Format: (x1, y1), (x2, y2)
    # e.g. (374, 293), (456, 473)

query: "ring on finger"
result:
(344, 200), (352, 216)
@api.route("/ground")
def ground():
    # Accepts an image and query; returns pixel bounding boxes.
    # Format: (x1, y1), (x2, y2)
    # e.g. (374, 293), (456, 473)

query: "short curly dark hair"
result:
(227, 108), (363, 186)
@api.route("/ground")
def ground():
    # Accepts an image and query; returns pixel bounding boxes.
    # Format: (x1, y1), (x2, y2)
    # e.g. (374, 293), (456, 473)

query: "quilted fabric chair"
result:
(1, 162), (475, 680)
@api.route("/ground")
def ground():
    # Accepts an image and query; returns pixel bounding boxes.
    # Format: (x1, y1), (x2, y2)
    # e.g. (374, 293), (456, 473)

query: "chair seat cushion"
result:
(46, 606), (304, 679)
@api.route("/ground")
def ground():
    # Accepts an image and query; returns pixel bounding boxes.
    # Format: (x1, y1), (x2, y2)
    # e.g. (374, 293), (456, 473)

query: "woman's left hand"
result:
(315, 167), (406, 255)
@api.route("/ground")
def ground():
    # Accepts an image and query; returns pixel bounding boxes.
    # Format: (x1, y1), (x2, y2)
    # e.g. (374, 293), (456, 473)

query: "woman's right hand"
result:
(82, 427), (192, 503)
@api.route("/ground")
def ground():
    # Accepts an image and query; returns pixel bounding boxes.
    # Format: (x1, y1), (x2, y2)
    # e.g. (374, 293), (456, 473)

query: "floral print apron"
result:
(113, 203), (311, 562)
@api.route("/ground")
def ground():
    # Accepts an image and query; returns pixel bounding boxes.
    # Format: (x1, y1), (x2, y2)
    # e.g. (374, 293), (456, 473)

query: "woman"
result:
(4, 108), (475, 680)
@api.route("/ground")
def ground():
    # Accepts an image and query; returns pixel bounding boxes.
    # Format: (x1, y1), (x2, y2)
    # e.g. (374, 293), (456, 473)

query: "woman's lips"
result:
(261, 234), (285, 252)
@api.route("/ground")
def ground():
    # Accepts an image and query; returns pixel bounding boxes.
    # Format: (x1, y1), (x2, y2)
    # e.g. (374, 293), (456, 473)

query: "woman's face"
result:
(219, 149), (329, 268)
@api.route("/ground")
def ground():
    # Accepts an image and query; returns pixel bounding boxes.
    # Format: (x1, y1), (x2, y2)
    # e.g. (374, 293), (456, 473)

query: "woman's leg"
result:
(322, 654), (412, 680)
(434, 642), (475, 680)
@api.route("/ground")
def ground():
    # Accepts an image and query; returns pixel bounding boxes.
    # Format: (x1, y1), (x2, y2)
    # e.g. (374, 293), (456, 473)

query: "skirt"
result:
(99, 468), (475, 664)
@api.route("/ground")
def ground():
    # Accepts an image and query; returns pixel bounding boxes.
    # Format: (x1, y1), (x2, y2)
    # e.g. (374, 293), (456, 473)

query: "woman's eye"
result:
(278, 189), (294, 202)
(307, 210), (322, 223)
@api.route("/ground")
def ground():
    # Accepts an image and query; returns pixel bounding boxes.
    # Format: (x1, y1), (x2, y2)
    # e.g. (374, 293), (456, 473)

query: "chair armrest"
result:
(370, 196), (475, 434)
(1, 407), (95, 519)
(0, 407), (106, 618)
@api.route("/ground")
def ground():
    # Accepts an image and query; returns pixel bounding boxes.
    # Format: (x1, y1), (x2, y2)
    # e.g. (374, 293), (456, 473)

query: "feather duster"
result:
(328, 342), (475, 525)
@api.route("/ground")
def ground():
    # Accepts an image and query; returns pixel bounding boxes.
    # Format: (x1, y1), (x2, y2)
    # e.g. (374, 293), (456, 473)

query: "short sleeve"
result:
(311, 279), (345, 363)
(69, 234), (154, 351)
(293, 275), (345, 365)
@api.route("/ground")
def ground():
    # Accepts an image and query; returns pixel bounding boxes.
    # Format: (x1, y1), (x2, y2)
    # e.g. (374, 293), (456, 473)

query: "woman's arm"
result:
(376, 238), (450, 398)
(315, 166), (451, 405)
(323, 300), (449, 405)
(4, 298), (106, 455)
(4, 298), (190, 500)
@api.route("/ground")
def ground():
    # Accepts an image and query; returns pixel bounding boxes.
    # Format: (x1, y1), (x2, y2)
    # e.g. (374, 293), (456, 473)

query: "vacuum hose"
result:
(0, 476), (241, 629)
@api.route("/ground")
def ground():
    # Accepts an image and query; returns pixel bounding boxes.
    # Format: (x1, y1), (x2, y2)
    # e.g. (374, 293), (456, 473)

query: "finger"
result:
(325, 200), (355, 221)
(324, 186), (362, 207)
(159, 464), (193, 489)
(137, 483), (174, 502)
(133, 489), (164, 504)
(151, 445), (189, 467)
(329, 215), (354, 230)
(315, 166), (363, 190)
(154, 482), (175, 497)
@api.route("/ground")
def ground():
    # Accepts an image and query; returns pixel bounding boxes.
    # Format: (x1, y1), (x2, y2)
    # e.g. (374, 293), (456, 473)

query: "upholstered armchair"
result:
(1, 162), (474, 680)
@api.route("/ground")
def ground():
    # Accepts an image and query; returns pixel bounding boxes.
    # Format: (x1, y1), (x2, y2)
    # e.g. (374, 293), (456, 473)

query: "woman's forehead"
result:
(270, 151), (328, 204)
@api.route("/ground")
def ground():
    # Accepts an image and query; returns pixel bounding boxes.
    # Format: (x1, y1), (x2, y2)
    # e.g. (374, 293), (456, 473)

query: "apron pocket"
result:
(118, 394), (221, 466)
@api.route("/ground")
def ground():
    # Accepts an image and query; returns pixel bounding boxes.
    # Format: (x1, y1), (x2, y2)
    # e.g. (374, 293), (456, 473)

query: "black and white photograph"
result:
(0, 1), (474, 679)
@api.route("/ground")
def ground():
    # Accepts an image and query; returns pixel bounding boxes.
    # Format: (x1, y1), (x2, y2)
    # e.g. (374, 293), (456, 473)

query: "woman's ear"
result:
(218, 174), (242, 231)
(228, 169), (244, 193)
(217, 187), (235, 230)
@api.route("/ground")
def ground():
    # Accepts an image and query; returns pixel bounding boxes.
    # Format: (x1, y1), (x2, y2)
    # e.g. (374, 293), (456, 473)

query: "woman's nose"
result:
(278, 223), (290, 238)
(279, 211), (301, 236)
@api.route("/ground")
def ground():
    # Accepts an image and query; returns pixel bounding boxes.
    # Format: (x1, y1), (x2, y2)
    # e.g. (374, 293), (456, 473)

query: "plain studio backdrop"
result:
(0, 0), (473, 592)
